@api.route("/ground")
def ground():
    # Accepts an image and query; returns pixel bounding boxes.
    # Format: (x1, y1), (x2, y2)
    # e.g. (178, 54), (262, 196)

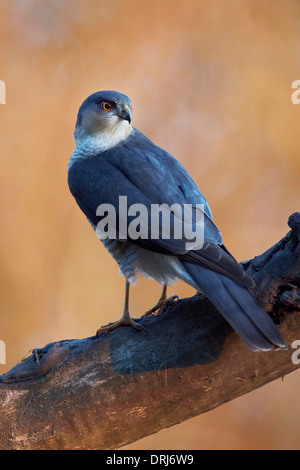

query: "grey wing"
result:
(111, 141), (253, 288)
(68, 134), (253, 288)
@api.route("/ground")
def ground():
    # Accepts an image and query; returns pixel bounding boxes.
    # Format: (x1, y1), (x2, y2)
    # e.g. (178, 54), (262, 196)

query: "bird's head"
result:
(73, 91), (132, 153)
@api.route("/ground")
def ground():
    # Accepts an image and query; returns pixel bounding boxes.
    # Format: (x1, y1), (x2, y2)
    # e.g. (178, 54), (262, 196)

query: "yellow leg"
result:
(142, 285), (178, 318)
(96, 280), (141, 336)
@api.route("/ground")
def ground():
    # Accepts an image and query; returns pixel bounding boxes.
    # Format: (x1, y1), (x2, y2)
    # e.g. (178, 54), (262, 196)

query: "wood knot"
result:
(288, 212), (300, 234)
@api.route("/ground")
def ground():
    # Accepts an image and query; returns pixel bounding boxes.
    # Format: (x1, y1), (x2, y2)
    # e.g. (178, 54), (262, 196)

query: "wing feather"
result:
(68, 128), (253, 287)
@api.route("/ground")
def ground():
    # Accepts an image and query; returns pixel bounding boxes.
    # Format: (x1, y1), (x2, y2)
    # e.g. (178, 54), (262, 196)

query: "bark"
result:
(0, 213), (299, 450)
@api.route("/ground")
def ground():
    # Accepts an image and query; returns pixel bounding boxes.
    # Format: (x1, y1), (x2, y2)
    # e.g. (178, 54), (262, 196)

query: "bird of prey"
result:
(68, 90), (286, 352)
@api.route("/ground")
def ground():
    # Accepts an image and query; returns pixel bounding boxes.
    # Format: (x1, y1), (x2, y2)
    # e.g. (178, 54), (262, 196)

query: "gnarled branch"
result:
(0, 214), (299, 450)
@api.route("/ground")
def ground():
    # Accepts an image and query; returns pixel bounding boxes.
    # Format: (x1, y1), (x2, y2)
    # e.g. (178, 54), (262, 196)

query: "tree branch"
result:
(0, 213), (299, 450)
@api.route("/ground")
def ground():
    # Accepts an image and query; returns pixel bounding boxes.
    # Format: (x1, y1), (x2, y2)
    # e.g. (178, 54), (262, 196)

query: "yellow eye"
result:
(102, 102), (114, 112)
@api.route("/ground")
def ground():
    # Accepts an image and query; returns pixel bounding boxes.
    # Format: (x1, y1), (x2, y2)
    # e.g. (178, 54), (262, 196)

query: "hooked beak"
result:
(119, 105), (132, 124)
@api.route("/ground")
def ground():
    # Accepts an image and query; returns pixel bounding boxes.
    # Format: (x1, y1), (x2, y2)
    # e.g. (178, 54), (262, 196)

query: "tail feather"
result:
(182, 261), (287, 352)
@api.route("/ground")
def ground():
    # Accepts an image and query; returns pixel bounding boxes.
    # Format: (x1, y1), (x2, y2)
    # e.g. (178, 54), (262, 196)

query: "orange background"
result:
(0, 0), (299, 450)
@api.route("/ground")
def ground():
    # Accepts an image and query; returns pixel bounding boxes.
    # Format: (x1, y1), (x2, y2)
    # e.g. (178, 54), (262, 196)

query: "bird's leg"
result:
(142, 285), (178, 318)
(96, 280), (142, 336)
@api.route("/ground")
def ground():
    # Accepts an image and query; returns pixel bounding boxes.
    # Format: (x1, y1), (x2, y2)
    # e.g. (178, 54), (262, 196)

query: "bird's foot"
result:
(96, 311), (142, 336)
(142, 295), (179, 318)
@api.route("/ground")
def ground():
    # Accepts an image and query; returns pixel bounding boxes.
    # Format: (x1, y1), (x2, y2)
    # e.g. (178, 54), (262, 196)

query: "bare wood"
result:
(0, 213), (299, 450)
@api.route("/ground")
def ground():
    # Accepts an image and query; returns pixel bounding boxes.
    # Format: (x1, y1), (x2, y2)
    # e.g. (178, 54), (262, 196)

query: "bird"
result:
(67, 90), (287, 352)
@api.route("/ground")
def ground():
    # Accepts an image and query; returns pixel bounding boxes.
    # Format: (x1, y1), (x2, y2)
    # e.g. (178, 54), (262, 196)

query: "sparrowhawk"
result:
(68, 90), (286, 351)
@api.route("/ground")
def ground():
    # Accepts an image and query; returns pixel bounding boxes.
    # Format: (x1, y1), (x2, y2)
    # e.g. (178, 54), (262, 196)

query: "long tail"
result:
(182, 261), (287, 351)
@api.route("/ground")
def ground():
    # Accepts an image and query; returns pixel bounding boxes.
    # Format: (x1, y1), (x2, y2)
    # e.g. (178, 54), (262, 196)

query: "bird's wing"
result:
(68, 129), (253, 287)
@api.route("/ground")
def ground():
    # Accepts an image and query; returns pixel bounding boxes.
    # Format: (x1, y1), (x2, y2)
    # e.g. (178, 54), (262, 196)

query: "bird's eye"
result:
(102, 102), (114, 112)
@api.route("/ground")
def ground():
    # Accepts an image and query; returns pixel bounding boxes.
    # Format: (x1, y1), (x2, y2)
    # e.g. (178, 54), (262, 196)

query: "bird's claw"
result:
(96, 315), (142, 336)
(142, 295), (179, 318)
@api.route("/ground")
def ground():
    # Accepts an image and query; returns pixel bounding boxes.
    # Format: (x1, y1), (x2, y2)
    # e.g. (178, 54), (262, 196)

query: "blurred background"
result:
(0, 0), (299, 450)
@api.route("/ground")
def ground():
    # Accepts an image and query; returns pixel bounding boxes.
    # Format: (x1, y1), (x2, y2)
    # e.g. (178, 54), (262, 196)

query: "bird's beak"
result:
(119, 105), (132, 124)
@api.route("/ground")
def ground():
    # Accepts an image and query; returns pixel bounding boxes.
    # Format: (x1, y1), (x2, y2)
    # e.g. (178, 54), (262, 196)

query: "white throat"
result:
(68, 120), (132, 170)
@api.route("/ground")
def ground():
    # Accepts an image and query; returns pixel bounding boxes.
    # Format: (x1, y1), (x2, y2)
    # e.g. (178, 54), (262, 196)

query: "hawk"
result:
(68, 90), (286, 351)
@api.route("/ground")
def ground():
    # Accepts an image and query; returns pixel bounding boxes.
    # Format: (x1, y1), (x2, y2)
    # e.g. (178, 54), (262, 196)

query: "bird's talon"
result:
(165, 295), (179, 304)
(142, 294), (179, 318)
(96, 316), (142, 336)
